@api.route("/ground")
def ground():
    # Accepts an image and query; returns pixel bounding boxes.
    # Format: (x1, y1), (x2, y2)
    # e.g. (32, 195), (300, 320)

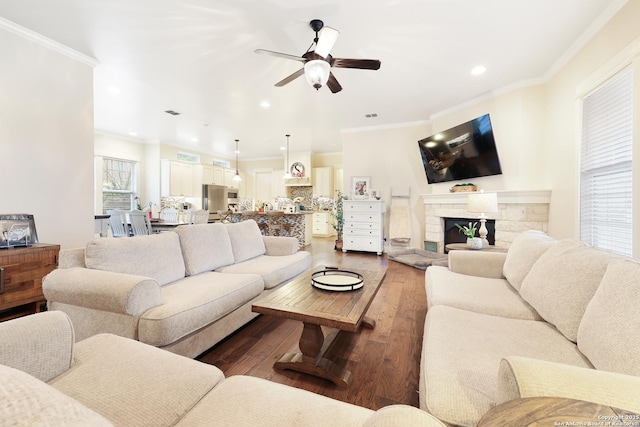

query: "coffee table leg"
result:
(274, 322), (352, 388)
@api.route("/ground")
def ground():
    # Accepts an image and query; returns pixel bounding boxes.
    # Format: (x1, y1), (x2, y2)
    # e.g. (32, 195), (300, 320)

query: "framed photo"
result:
(369, 189), (380, 200)
(351, 176), (370, 200)
(0, 214), (39, 248)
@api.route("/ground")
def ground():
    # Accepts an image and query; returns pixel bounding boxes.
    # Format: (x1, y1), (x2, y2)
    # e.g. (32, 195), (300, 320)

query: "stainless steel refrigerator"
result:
(202, 184), (228, 220)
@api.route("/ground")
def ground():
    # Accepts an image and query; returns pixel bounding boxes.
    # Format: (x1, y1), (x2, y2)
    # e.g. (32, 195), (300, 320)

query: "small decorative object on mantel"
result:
(0, 214), (39, 248)
(455, 221), (482, 250)
(450, 183), (477, 193)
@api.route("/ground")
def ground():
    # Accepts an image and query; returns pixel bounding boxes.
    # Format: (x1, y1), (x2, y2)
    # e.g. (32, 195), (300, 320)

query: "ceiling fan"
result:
(255, 19), (381, 93)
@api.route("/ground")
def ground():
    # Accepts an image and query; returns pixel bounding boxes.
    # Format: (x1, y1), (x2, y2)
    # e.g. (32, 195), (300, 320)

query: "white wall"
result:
(0, 27), (94, 249)
(544, 0), (640, 251)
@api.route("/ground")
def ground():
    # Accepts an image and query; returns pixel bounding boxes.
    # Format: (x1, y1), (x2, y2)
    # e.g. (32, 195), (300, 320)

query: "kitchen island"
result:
(228, 211), (313, 247)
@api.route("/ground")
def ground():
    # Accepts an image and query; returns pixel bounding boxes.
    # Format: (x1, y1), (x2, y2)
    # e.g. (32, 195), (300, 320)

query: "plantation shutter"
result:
(580, 68), (633, 257)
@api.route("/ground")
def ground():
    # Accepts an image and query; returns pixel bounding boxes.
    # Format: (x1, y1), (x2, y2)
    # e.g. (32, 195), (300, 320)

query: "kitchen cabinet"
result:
(342, 200), (386, 255)
(312, 212), (336, 237)
(224, 168), (240, 190)
(312, 167), (333, 198)
(161, 160), (196, 197)
(334, 168), (344, 195)
(199, 165), (224, 185)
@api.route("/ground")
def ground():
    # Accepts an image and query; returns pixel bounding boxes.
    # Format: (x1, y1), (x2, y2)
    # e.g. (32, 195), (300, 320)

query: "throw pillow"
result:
(502, 230), (556, 291)
(176, 223), (234, 275)
(519, 238), (620, 342)
(577, 259), (640, 375)
(85, 232), (186, 286)
(226, 219), (266, 263)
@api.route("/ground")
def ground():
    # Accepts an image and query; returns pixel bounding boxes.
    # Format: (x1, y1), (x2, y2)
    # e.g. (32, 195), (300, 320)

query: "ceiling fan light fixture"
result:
(304, 60), (330, 90)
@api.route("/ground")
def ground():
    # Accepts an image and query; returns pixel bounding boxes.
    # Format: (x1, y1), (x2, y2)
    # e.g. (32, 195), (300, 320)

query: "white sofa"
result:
(43, 220), (312, 358)
(420, 230), (640, 426)
(0, 311), (445, 427)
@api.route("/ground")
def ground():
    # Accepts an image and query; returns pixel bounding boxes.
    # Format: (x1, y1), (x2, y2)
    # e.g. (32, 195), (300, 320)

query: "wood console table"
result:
(0, 243), (60, 321)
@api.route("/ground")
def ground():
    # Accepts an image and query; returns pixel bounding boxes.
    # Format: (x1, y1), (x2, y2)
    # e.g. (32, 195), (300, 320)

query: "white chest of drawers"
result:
(342, 200), (386, 255)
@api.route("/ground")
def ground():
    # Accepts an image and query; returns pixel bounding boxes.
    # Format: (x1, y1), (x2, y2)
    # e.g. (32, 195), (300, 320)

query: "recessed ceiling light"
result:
(471, 65), (486, 75)
(191, 137), (198, 143)
(280, 146), (286, 151)
(260, 101), (270, 108)
(128, 132), (138, 136)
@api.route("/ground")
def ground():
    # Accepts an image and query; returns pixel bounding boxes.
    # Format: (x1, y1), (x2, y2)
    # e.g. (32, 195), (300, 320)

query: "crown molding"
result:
(0, 17), (98, 67)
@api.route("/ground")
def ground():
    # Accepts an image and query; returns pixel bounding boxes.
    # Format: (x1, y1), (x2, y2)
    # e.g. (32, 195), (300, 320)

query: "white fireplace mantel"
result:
(422, 190), (552, 205)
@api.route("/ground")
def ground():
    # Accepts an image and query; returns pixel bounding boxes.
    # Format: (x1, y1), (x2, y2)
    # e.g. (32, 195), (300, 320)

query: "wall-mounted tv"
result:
(417, 113), (502, 184)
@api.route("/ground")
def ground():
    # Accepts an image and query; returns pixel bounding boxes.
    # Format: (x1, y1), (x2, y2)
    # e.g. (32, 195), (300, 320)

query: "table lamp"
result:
(467, 190), (498, 247)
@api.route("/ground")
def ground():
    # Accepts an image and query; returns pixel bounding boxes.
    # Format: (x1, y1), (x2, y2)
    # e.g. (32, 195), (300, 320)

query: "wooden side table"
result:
(0, 243), (60, 321)
(478, 397), (640, 427)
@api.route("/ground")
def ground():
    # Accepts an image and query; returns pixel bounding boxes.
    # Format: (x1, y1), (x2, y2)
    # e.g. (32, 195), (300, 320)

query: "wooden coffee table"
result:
(252, 267), (386, 388)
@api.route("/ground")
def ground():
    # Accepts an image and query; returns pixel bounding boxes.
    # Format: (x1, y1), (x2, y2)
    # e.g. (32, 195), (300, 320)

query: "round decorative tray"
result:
(311, 269), (363, 292)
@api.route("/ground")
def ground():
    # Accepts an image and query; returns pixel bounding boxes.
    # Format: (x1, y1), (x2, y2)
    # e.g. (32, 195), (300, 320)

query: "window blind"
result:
(580, 68), (633, 257)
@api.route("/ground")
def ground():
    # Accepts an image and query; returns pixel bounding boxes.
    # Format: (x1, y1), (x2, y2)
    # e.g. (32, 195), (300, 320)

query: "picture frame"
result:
(351, 176), (371, 200)
(369, 189), (380, 200)
(0, 214), (39, 248)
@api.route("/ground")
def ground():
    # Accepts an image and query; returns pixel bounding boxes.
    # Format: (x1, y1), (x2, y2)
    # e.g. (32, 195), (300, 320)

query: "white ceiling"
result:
(0, 0), (624, 160)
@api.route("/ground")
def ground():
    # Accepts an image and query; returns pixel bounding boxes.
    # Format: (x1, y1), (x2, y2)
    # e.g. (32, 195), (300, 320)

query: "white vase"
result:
(467, 237), (483, 250)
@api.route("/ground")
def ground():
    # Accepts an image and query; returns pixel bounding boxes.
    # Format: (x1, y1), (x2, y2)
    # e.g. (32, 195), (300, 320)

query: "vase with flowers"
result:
(455, 221), (482, 249)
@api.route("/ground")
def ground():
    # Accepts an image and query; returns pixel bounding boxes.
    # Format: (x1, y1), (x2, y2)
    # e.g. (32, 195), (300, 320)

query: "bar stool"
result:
(267, 211), (284, 236)
(243, 211), (268, 235)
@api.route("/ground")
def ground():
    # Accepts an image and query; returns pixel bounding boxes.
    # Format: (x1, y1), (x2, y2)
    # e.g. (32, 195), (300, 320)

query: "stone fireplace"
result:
(422, 190), (551, 253)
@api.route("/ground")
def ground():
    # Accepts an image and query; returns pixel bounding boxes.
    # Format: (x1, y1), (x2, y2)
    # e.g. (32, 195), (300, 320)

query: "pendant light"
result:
(283, 134), (292, 179)
(232, 139), (242, 181)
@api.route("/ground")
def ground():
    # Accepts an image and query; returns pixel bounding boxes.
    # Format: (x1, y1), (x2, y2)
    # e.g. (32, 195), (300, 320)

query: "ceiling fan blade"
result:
(275, 68), (305, 87)
(254, 49), (306, 62)
(314, 26), (339, 59)
(331, 58), (381, 70)
(326, 72), (342, 93)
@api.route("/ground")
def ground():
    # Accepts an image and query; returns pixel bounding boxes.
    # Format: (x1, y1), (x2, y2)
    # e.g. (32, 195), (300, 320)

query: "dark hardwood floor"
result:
(197, 237), (427, 410)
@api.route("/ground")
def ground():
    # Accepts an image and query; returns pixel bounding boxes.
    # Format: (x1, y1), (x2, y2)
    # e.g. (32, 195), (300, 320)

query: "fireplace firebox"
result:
(444, 217), (495, 253)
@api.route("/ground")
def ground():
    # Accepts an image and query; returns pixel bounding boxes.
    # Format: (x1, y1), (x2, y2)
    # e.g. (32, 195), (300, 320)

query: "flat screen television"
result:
(417, 113), (502, 184)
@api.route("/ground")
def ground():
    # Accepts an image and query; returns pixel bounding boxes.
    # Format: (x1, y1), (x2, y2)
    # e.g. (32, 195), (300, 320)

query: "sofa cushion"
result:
(519, 239), (620, 342)
(138, 272), (264, 346)
(216, 252), (312, 289)
(420, 305), (592, 427)
(0, 364), (113, 426)
(176, 223), (235, 275)
(577, 259), (640, 376)
(177, 375), (373, 427)
(425, 266), (541, 320)
(50, 333), (224, 426)
(502, 230), (556, 291)
(85, 232), (186, 286)
(225, 220), (266, 263)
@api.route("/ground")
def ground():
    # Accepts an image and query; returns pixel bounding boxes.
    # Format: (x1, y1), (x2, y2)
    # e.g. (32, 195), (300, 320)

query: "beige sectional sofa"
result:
(420, 230), (640, 426)
(0, 311), (445, 427)
(43, 220), (312, 358)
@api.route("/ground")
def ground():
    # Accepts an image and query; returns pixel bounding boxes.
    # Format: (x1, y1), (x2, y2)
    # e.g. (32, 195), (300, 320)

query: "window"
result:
(102, 158), (136, 213)
(580, 68), (633, 257)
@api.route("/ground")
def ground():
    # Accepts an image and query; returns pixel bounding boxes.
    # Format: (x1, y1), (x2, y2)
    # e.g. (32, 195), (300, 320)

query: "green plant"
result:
(331, 189), (344, 241)
(455, 221), (478, 238)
